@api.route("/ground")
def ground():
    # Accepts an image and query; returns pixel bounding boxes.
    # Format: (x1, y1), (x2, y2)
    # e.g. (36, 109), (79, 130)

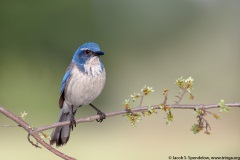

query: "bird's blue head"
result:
(72, 42), (104, 73)
(72, 42), (104, 63)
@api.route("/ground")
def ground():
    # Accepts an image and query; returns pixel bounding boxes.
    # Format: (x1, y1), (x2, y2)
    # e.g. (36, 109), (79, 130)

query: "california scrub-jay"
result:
(50, 42), (106, 146)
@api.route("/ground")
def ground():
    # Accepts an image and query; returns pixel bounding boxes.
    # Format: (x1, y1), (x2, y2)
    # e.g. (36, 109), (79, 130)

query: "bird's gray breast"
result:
(64, 58), (106, 107)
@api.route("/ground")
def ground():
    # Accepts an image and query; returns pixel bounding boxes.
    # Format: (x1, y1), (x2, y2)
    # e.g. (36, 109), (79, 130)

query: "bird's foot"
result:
(89, 103), (106, 122)
(70, 115), (76, 131)
(96, 111), (106, 122)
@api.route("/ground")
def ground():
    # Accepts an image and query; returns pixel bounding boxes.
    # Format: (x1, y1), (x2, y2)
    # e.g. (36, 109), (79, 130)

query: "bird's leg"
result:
(89, 103), (106, 122)
(70, 105), (76, 130)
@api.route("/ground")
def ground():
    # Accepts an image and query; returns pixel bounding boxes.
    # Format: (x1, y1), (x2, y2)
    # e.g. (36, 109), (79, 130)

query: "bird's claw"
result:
(96, 111), (106, 122)
(70, 115), (76, 131)
(89, 103), (106, 122)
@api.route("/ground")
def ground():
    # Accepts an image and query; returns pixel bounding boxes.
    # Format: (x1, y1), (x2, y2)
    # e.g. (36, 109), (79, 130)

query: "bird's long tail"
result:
(50, 108), (74, 146)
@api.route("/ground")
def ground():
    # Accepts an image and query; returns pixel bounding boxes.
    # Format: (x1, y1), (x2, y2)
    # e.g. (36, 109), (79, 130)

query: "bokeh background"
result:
(0, 1), (240, 160)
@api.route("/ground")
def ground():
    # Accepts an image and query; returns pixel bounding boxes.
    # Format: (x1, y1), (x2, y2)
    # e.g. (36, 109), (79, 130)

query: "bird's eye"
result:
(85, 50), (91, 55)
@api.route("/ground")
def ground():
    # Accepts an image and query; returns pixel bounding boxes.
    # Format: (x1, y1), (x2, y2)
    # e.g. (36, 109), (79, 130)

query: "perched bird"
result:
(50, 42), (106, 146)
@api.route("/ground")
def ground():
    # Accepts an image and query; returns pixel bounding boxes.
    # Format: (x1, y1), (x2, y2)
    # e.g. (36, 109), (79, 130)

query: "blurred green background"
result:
(1, 1), (240, 160)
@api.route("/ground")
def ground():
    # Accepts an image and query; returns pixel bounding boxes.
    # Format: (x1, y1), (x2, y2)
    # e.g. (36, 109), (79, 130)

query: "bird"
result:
(50, 42), (106, 146)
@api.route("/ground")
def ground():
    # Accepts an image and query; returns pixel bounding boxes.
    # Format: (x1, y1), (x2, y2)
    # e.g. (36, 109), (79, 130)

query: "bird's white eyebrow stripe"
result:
(80, 47), (89, 51)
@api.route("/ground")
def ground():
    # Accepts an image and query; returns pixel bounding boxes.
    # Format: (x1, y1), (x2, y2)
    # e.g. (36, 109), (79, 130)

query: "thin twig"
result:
(28, 133), (41, 148)
(175, 89), (187, 104)
(162, 91), (168, 105)
(139, 95), (144, 107)
(0, 124), (19, 127)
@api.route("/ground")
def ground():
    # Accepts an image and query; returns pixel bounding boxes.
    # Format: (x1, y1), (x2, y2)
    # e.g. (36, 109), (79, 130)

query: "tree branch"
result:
(0, 105), (76, 160)
(1, 102), (240, 160)
(33, 102), (239, 132)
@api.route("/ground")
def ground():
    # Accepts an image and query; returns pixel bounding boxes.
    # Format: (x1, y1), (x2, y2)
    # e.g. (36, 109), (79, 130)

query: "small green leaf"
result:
(130, 93), (140, 102)
(141, 85), (154, 95)
(167, 112), (173, 122)
(213, 113), (221, 120)
(191, 124), (201, 134)
(147, 106), (157, 116)
(218, 100), (230, 113)
(20, 111), (28, 119)
(124, 99), (131, 110)
(175, 76), (194, 91)
(123, 112), (142, 126)
(193, 108), (202, 116)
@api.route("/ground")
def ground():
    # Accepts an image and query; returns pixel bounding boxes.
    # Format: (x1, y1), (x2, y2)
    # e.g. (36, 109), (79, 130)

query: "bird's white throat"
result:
(83, 56), (103, 76)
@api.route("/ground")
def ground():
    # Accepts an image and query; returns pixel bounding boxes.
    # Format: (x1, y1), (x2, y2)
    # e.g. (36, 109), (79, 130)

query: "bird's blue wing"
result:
(60, 69), (72, 95)
(59, 63), (74, 108)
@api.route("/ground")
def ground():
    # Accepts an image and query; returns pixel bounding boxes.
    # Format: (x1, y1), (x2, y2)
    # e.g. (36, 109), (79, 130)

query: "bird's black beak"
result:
(95, 51), (104, 56)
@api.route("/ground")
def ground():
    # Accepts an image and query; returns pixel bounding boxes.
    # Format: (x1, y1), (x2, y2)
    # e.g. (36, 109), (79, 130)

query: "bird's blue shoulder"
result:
(59, 62), (75, 108)
(60, 63), (75, 94)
